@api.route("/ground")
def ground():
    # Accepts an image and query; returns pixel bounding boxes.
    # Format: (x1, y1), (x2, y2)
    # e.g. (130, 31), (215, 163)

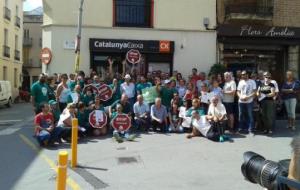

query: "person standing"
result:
(257, 72), (276, 134)
(136, 76), (152, 95)
(222, 72), (236, 131)
(120, 74), (136, 109)
(281, 71), (300, 131)
(31, 74), (49, 114)
(157, 79), (177, 109)
(56, 73), (71, 112)
(237, 71), (257, 134)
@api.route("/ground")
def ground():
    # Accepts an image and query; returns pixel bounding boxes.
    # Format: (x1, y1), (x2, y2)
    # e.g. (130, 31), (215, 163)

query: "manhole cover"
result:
(117, 157), (138, 164)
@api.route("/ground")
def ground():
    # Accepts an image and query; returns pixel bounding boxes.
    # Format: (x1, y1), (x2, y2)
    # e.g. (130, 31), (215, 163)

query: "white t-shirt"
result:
(207, 103), (227, 119)
(121, 82), (135, 98)
(271, 80), (279, 93)
(237, 79), (256, 103)
(222, 80), (236, 103)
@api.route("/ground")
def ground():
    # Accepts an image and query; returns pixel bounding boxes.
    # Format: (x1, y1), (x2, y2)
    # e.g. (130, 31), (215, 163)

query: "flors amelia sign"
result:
(90, 38), (174, 53)
(218, 24), (300, 39)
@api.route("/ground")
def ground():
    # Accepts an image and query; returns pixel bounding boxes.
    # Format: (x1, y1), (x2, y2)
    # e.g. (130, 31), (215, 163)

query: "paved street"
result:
(0, 103), (298, 190)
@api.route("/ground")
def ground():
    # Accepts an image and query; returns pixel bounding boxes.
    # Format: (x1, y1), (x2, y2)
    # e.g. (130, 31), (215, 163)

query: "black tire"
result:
(6, 98), (12, 108)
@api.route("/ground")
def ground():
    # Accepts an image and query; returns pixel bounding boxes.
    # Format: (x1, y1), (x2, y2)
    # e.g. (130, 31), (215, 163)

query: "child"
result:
(169, 102), (183, 133)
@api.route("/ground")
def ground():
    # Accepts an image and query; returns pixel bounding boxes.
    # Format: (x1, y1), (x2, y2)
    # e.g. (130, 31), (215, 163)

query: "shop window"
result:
(114, 0), (153, 28)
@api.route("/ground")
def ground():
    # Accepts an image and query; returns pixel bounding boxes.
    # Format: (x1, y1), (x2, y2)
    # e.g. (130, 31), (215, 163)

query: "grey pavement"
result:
(0, 103), (299, 190)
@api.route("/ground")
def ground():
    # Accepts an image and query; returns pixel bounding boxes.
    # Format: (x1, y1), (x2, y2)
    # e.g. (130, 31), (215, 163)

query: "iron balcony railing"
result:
(15, 16), (21, 27)
(3, 45), (10, 58)
(225, 4), (273, 18)
(14, 50), (20, 61)
(114, 0), (152, 27)
(3, 7), (11, 21)
(23, 38), (33, 47)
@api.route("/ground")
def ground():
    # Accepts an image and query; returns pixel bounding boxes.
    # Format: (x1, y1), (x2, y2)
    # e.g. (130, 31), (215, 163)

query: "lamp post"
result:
(75, 0), (85, 73)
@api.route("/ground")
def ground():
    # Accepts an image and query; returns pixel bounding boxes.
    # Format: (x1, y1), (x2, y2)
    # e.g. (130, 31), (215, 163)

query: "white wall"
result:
(43, 26), (216, 78)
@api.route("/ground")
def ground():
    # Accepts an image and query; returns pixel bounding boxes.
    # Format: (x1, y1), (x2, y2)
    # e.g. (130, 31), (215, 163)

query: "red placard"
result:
(40, 47), (52, 65)
(89, 110), (108, 129)
(111, 114), (131, 132)
(83, 84), (99, 95)
(98, 84), (113, 102)
(126, 49), (141, 64)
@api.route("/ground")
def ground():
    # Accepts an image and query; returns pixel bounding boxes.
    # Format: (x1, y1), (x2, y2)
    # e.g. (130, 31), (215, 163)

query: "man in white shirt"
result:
(237, 71), (256, 133)
(121, 74), (136, 109)
(222, 72), (236, 131)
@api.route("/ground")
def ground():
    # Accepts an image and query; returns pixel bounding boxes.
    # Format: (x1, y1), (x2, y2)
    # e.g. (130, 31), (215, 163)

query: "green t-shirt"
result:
(186, 107), (205, 117)
(136, 82), (152, 94)
(83, 94), (94, 106)
(67, 80), (77, 92)
(107, 82), (121, 106)
(160, 87), (177, 108)
(31, 81), (49, 107)
(77, 109), (89, 127)
(52, 109), (61, 123)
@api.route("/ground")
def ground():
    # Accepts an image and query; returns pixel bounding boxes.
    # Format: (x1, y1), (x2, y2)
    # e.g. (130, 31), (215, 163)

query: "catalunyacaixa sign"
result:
(218, 24), (300, 39)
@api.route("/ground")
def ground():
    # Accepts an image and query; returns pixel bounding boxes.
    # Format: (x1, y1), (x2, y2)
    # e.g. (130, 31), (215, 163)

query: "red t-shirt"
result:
(34, 112), (54, 135)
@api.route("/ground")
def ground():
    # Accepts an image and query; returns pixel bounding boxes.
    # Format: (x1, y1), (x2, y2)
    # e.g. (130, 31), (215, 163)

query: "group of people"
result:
(31, 63), (299, 146)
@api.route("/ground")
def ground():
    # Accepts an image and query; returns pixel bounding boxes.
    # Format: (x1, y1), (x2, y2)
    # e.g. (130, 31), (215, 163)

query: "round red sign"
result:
(89, 110), (108, 128)
(40, 47), (52, 65)
(126, 49), (141, 64)
(98, 84), (113, 102)
(83, 84), (99, 95)
(111, 114), (131, 132)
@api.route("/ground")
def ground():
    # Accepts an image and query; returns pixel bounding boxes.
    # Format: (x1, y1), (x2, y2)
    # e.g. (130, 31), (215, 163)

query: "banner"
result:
(142, 86), (158, 103)
(111, 114), (131, 132)
(89, 110), (108, 128)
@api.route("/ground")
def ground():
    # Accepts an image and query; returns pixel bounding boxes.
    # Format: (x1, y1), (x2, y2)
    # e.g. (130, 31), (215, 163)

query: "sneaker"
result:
(126, 134), (137, 141)
(113, 133), (123, 143)
(219, 136), (224, 142)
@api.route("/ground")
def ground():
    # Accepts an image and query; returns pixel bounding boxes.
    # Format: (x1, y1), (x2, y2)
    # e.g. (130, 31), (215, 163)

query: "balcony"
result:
(14, 50), (20, 61)
(23, 38), (33, 47)
(3, 7), (11, 21)
(3, 45), (10, 58)
(225, 3), (273, 20)
(15, 16), (21, 28)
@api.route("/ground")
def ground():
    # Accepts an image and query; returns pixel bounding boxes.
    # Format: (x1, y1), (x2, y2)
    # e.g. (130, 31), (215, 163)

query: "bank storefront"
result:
(218, 24), (300, 84)
(89, 38), (175, 78)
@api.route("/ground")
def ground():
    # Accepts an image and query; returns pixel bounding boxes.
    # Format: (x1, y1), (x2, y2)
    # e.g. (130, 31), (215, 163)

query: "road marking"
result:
(0, 119), (22, 123)
(19, 134), (81, 190)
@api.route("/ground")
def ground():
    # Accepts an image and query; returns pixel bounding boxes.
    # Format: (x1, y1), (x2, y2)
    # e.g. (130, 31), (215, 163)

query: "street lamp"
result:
(75, 0), (85, 73)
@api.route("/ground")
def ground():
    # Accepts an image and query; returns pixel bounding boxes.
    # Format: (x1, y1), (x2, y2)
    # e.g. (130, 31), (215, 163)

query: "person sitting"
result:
(109, 104), (136, 143)
(77, 101), (92, 135)
(91, 96), (108, 136)
(206, 96), (228, 142)
(48, 100), (61, 125)
(34, 103), (63, 146)
(150, 97), (168, 133)
(133, 95), (150, 132)
(168, 102), (183, 133)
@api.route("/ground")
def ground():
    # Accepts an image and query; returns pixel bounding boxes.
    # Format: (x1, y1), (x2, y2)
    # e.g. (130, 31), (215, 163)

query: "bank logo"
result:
(159, 41), (170, 53)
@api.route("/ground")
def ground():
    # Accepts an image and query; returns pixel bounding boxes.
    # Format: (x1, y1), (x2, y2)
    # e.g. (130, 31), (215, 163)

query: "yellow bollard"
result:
(57, 151), (68, 190)
(71, 118), (78, 168)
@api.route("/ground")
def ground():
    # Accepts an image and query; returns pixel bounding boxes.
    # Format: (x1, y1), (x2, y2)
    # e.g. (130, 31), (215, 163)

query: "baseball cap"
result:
(48, 100), (57, 105)
(124, 74), (131, 79)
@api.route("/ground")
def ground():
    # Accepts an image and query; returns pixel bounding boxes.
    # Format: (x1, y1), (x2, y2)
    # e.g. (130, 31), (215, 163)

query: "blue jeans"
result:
(36, 127), (63, 145)
(238, 102), (254, 132)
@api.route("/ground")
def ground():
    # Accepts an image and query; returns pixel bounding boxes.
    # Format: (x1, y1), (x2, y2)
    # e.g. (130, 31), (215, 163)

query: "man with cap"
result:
(121, 74), (136, 109)
(237, 70), (257, 134)
(157, 79), (177, 109)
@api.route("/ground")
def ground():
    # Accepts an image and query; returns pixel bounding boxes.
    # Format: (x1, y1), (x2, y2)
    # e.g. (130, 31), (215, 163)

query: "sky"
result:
(23, 0), (43, 11)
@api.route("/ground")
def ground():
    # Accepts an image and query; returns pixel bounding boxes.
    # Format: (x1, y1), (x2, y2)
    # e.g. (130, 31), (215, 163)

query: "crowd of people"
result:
(31, 62), (300, 146)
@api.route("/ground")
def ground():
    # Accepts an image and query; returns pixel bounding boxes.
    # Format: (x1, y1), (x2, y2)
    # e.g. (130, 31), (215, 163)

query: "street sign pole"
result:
(75, 0), (85, 73)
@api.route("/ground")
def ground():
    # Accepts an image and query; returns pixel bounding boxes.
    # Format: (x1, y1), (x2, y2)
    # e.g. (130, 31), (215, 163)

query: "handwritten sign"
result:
(111, 114), (131, 132)
(89, 110), (108, 128)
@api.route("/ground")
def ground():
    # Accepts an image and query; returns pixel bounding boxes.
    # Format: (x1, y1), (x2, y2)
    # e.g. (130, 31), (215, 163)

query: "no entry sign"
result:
(111, 114), (131, 132)
(89, 110), (108, 128)
(40, 47), (52, 65)
(98, 84), (113, 101)
(126, 49), (141, 64)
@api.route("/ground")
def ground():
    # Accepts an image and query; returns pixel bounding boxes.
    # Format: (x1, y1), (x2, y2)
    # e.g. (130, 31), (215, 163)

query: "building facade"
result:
(42, 0), (217, 78)
(217, 0), (300, 84)
(0, 0), (23, 98)
(23, 7), (43, 91)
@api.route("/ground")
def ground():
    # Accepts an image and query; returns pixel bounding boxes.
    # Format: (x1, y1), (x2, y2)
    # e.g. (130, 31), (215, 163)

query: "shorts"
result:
(223, 102), (235, 114)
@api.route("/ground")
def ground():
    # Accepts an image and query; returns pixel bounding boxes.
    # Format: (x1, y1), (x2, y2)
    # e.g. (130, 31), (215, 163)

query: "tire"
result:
(6, 98), (12, 108)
